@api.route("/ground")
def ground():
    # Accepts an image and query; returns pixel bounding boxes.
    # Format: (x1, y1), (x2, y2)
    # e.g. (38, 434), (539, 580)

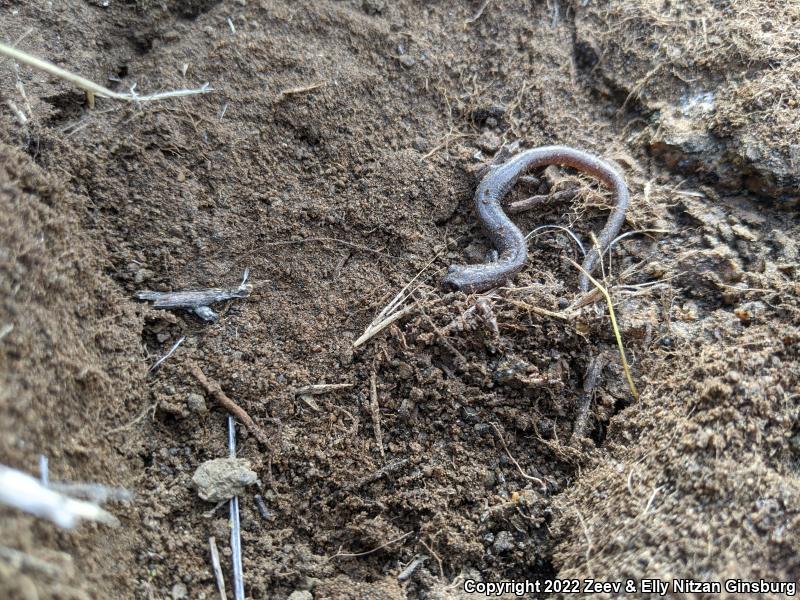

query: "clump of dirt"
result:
(1, 0), (799, 598)
(575, 0), (800, 205)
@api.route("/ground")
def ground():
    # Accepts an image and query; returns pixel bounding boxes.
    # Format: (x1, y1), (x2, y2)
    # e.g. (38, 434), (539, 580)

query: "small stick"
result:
(148, 336), (185, 374)
(574, 507), (595, 578)
(503, 298), (570, 321)
(568, 257), (639, 400)
(489, 422), (547, 492)
(276, 81), (326, 102)
(369, 370), (384, 459)
(208, 537), (227, 600)
(328, 531), (412, 560)
(137, 269), (251, 322)
(397, 555), (428, 582)
(418, 538), (443, 579)
(354, 246), (446, 349)
(228, 417), (245, 600)
(189, 365), (272, 448)
(294, 383), (353, 396)
(254, 495), (270, 520)
(353, 305), (413, 349)
(340, 458), (409, 495)
(571, 354), (608, 442)
(642, 485), (663, 515)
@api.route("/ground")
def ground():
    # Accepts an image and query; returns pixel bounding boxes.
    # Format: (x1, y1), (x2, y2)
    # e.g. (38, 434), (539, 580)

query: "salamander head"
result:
(441, 264), (505, 294)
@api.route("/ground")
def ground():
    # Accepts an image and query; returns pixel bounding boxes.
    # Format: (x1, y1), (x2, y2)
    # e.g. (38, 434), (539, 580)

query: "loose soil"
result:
(1, 1), (798, 599)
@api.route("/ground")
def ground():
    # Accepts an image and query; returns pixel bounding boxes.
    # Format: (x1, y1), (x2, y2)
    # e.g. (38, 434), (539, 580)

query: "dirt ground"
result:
(1, 0), (799, 598)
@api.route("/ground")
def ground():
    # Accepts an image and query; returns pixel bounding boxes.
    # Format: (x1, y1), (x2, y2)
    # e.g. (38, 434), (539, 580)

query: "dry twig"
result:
(353, 248), (444, 348)
(276, 81), (326, 101)
(148, 336), (185, 374)
(208, 537), (227, 600)
(189, 364), (276, 449)
(489, 422), (547, 492)
(328, 531), (412, 560)
(568, 258), (639, 401)
(571, 353), (608, 442)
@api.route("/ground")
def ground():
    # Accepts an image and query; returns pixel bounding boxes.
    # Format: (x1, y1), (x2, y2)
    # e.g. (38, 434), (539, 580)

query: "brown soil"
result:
(1, 1), (798, 598)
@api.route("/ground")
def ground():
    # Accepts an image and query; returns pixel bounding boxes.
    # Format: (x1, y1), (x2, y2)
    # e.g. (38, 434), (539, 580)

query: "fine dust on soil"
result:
(1, 1), (798, 599)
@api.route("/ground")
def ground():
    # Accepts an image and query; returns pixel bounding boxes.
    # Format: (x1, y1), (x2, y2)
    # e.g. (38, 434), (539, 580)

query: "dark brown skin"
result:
(442, 146), (630, 293)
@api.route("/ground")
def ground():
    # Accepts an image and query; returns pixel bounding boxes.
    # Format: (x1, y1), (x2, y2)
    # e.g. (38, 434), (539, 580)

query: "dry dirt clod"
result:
(191, 458), (259, 503)
(186, 393), (208, 414)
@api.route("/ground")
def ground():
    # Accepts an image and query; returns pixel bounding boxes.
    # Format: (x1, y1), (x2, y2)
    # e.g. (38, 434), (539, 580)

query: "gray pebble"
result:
(186, 393), (207, 414)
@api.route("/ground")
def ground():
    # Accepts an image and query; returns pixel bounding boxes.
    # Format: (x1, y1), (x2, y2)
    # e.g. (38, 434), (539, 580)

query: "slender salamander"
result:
(441, 145), (630, 293)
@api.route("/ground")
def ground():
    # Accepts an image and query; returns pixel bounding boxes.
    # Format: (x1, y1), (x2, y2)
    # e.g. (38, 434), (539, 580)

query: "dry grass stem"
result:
(276, 81), (326, 101)
(568, 259), (639, 401)
(489, 422), (547, 492)
(354, 247), (445, 348)
(189, 364), (276, 449)
(0, 42), (211, 108)
(328, 531), (412, 560)
(294, 383), (353, 396)
(208, 537), (227, 600)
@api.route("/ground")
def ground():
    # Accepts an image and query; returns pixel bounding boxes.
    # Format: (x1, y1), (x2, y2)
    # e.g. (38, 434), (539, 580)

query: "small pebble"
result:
(171, 583), (188, 599)
(476, 131), (501, 153)
(288, 591), (313, 600)
(186, 393), (207, 414)
(474, 423), (492, 436)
